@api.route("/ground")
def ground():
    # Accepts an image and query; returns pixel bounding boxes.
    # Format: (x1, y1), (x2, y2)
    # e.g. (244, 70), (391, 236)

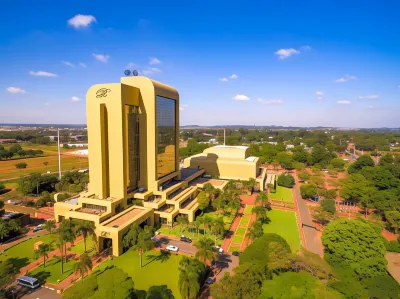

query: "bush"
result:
(361, 275), (400, 299)
(320, 199), (336, 214)
(300, 184), (317, 199)
(62, 274), (97, 299)
(383, 239), (400, 253)
(277, 174), (295, 188)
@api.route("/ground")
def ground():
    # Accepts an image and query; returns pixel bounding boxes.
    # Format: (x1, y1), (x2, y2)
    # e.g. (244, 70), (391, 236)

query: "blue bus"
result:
(16, 276), (40, 289)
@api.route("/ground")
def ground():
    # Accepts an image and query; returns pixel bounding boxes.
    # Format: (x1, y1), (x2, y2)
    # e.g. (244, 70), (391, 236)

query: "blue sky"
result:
(1, 1), (400, 127)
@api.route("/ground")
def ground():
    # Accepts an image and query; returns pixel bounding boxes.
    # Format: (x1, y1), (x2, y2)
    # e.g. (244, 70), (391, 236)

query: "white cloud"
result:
(6, 87), (26, 94)
(149, 57), (161, 65)
(79, 62), (87, 68)
(71, 96), (80, 102)
(141, 67), (161, 76)
(229, 74), (238, 79)
(274, 48), (300, 59)
(334, 74), (356, 83)
(233, 94), (250, 101)
(337, 100), (351, 104)
(315, 91), (324, 96)
(359, 94), (379, 100)
(62, 61), (75, 67)
(68, 14), (97, 29)
(219, 77), (229, 82)
(300, 45), (312, 51)
(93, 53), (110, 63)
(29, 71), (57, 77)
(257, 98), (284, 104)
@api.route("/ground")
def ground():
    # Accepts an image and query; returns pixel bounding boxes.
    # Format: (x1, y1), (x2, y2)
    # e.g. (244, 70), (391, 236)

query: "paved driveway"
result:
(5, 285), (61, 299)
(154, 235), (197, 255)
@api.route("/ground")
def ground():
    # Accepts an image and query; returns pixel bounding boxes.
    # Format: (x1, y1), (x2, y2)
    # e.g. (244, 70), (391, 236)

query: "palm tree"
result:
(256, 191), (268, 208)
(123, 223), (141, 249)
(176, 215), (189, 233)
(73, 253), (92, 280)
(211, 218), (224, 245)
(56, 235), (65, 274)
(179, 267), (200, 299)
(73, 220), (95, 253)
(43, 220), (56, 234)
(34, 242), (52, 267)
(58, 220), (76, 263)
(134, 226), (154, 268)
(252, 206), (268, 223)
(192, 220), (201, 238)
(246, 221), (264, 242)
(195, 238), (217, 264)
(248, 178), (257, 194)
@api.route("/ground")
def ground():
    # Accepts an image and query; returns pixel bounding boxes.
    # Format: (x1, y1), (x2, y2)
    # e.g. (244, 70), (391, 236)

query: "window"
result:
(156, 96), (176, 179)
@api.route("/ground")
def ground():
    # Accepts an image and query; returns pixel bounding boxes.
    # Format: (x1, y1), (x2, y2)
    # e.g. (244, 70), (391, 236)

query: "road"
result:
(154, 234), (198, 255)
(293, 183), (323, 256)
(5, 285), (60, 299)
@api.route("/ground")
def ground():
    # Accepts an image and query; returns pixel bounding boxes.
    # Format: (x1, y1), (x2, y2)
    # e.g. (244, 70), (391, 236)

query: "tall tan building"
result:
(54, 77), (207, 256)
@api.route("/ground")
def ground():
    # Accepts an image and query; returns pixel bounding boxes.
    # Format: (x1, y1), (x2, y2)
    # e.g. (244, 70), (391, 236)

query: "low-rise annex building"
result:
(54, 76), (227, 257)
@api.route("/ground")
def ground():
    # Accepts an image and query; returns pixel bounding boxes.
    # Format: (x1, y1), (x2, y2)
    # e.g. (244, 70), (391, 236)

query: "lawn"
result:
(269, 186), (294, 202)
(235, 227), (246, 237)
(28, 257), (76, 284)
(0, 154), (88, 179)
(69, 237), (96, 256)
(95, 249), (182, 297)
(0, 233), (57, 271)
(263, 209), (301, 252)
(228, 245), (241, 252)
(232, 235), (244, 244)
(244, 205), (253, 215)
(158, 225), (224, 246)
(239, 216), (250, 226)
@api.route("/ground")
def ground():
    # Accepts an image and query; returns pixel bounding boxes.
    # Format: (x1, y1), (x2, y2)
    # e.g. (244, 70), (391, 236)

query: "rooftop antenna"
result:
(57, 128), (61, 180)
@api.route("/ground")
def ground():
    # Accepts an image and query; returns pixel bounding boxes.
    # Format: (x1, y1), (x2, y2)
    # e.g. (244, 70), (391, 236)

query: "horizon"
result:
(1, 1), (400, 127)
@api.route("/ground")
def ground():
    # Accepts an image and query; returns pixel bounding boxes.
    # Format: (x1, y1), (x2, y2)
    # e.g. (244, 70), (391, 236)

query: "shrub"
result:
(277, 174), (295, 188)
(320, 199), (336, 214)
(62, 274), (97, 299)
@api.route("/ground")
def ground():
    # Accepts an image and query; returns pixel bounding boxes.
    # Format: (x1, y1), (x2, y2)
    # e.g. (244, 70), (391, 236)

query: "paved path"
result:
(0, 229), (49, 251)
(292, 176), (323, 256)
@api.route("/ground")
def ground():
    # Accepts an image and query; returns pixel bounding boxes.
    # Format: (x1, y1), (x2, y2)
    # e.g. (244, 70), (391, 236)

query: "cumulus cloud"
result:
(93, 54), (110, 63)
(316, 91), (324, 96)
(62, 61), (75, 67)
(149, 57), (161, 65)
(6, 87), (26, 94)
(220, 74), (238, 82)
(274, 48), (300, 59)
(229, 74), (238, 79)
(29, 71), (57, 77)
(71, 96), (80, 102)
(233, 94), (250, 101)
(68, 14), (97, 29)
(257, 98), (284, 104)
(219, 77), (229, 82)
(141, 67), (161, 76)
(359, 94), (379, 100)
(79, 62), (87, 68)
(334, 74), (356, 83)
(337, 100), (351, 104)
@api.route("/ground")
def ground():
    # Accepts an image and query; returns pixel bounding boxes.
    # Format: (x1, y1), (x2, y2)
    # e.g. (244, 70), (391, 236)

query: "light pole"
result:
(57, 129), (62, 180)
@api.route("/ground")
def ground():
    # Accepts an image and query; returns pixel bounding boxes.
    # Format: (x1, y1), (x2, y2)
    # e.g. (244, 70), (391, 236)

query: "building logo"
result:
(96, 88), (111, 98)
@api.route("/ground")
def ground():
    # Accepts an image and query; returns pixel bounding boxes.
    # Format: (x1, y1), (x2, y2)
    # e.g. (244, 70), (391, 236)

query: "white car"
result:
(215, 246), (223, 253)
(165, 245), (179, 252)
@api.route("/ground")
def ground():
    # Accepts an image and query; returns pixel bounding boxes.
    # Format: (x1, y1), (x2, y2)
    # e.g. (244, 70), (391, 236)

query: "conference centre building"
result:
(54, 76), (266, 256)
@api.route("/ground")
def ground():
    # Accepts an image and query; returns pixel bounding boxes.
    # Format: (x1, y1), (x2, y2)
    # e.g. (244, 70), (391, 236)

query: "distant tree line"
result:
(0, 144), (43, 160)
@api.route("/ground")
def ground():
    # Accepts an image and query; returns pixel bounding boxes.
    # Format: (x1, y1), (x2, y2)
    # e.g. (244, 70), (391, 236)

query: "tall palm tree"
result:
(59, 220), (76, 263)
(56, 235), (65, 274)
(123, 223), (141, 249)
(211, 218), (224, 245)
(176, 215), (188, 233)
(73, 220), (95, 253)
(246, 221), (264, 242)
(43, 220), (56, 234)
(252, 206), (268, 223)
(256, 191), (269, 208)
(192, 220), (200, 238)
(194, 238), (217, 264)
(34, 242), (52, 268)
(179, 268), (200, 299)
(134, 227), (154, 268)
(73, 253), (92, 280)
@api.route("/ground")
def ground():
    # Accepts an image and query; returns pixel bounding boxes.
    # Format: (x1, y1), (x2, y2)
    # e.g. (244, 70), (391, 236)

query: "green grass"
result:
(263, 209), (301, 252)
(244, 205), (254, 215)
(0, 233), (57, 271)
(69, 237), (96, 256)
(228, 246), (241, 252)
(158, 225), (223, 246)
(232, 235), (244, 244)
(239, 216), (250, 226)
(28, 257), (76, 284)
(95, 249), (182, 297)
(269, 186), (294, 202)
(235, 227), (246, 237)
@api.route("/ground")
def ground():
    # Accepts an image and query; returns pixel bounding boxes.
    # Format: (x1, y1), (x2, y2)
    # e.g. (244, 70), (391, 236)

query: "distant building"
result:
(64, 143), (88, 148)
(0, 138), (17, 144)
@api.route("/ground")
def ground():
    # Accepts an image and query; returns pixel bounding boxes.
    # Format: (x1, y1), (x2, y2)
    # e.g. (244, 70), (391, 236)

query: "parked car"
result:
(232, 251), (240, 256)
(166, 245), (179, 252)
(33, 224), (43, 232)
(206, 277), (216, 284)
(180, 235), (192, 243)
(214, 245), (223, 253)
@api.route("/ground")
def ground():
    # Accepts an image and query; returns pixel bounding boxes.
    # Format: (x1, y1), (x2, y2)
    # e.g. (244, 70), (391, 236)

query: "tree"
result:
(246, 221), (264, 241)
(0, 259), (17, 295)
(73, 253), (92, 280)
(385, 210), (400, 234)
(34, 242), (52, 267)
(43, 220), (56, 233)
(178, 257), (206, 299)
(43, 161), (49, 172)
(9, 144), (22, 154)
(176, 215), (189, 233)
(134, 226), (154, 268)
(0, 221), (9, 242)
(320, 198), (336, 214)
(300, 183), (318, 199)
(15, 162), (27, 171)
(195, 237), (217, 264)
(277, 174), (295, 188)
(339, 173), (373, 202)
(252, 206), (268, 223)
(0, 182), (5, 194)
(62, 274), (98, 299)
(73, 220), (96, 253)
(58, 219), (76, 263)
(210, 217), (224, 245)
(147, 285), (175, 299)
(322, 218), (387, 279)
(255, 191), (269, 208)
(348, 154), (375, 174)
(197, 191), (209, 214)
